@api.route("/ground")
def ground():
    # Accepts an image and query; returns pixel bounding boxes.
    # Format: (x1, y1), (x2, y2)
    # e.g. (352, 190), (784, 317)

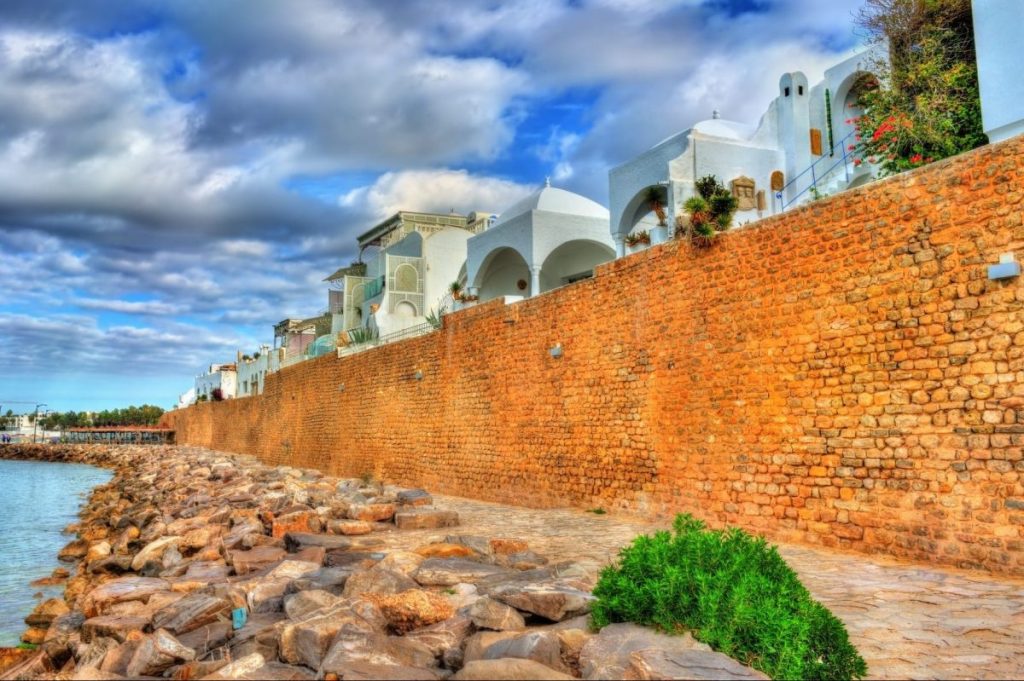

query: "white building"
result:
(195, 363), (237, 401)
(972, 0), (1024, 143)
(177, 387), (196, 409)
(608, 49), (881, 256)
(327, 211), (493, 337)
(466, 181), (615, 302)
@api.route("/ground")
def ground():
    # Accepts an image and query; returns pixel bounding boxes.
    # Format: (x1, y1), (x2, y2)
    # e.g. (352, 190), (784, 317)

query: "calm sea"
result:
(0, 459), (111, 646)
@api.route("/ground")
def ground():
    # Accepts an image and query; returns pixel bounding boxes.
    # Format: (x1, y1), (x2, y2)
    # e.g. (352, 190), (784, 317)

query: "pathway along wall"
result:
(165, 136), (1024, 575)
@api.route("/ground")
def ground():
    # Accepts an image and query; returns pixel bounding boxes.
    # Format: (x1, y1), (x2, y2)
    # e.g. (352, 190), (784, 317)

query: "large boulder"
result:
(488, 581), (595, 622)
(623, 648), (770, 680)
(81, 615), (149, 643)
(124, 628), (195, 677)
(81, 577), (170, 617)
(363, 589), (455, 634)
(394, 509), (459, 530)
(453, 658), (574, 680)
(230, 546), (287, 575)
(150, 592), (232, 635)
(412, 558), (511, 586)
(24, 598), (70, 628)
(130, 536), (181, 571)
(342, 568), (418, 598)
(468, 597), (526, 631)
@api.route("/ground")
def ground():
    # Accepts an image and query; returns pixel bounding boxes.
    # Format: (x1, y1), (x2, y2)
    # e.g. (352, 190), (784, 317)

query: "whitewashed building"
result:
(973, 0), (1024, 143)
(466, 181), (615, 302)
(195, 363), (237, 401)
(608, 49), (881, 256)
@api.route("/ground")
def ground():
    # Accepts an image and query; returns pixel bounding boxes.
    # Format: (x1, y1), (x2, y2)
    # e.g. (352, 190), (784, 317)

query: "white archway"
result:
(475, 247), (531, 302)
(539, 240), (615, 292)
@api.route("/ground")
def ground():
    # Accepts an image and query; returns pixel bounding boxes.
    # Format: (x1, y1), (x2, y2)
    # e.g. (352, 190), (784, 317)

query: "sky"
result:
(0, 0), (866, 412)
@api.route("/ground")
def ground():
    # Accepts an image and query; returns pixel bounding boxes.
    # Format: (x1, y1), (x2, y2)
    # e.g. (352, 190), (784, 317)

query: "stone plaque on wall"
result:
(810, 128), (823, 156)
(730, 176), (756, 211)
(757, 190), (766, 211)
(770, 170), (785, 191)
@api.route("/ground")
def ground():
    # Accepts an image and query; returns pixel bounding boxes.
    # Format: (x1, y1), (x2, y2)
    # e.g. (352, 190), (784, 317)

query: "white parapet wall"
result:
(973, 0), (1024, 143)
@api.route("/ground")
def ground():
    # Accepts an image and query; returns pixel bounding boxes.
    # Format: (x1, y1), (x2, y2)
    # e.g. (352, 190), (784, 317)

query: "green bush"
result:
(591, 514), (867, 680)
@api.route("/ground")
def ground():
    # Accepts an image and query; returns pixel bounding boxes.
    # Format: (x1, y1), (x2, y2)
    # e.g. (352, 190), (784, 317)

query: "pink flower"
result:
(910, 153), (923, 164)
(853, 158), (863, 166)
(848, 144), (856, 151)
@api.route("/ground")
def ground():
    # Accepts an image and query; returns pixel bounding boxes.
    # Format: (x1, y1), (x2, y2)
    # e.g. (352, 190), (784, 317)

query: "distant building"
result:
(608, 49), (881, 256)
(328, 210), (494, 337)
(195, 363), (237, 401)
(466, 181), (615, 302)
(973, 0), (1024, 143)
(177, 387), (196, 409)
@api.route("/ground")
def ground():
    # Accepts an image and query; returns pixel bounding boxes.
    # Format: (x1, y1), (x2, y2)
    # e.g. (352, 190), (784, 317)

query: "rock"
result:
(180, 526), (222, 552)
(241, 577), (291, 613)
(464, 631), (521, 662)
(480, 630), (568, 673)
(328, 520), (373, 535)
(556, 629), (590, 672)
(25, 598), (70, 628)
(364, 589), (455, 634)
(468, 597), (526, 631)
(201, 652), (266, 679)
(209, 659), (317, 680)
(453, 659), (574, 680)
(348, 503), (397, 522)
(82, 577), (170, 617)
(272, 510), (322, 538)
(88, 555), (134, 575)
(58, 538), (90, 561)
(376, 551), (425, 576)
(184, 560), (233, 582)
(130, 536), (181, 571)
(283, 532), (356, 552)
(490, 539), (530, 555)
(151, 592), (232, 635)
(20, 627), (47, 645)
(125, 628), (195, 677)
(81, 615), (150, 643)
(499, 551), (550, 571)
(444, 535), (494, 557)
(415, 543), (480, 560)
(580, 623), (716, 680)
(319, 630), (436, 675)
(86, 541), (112, 563)
(342, 568), (418, 597)
(488, 581), (595, 622)
(287, 567), (351, 595)
(266, 560), (322, 581)
(403, 612), (476, 659)
(396, 489), (433, 507)
(412, 558), (511, 586)
(623, 648), (770, 680)
(279, 607), (377, 669)
(230, 546), (286, 575)
(177, 621), (233, 658)
(394, 509), (459, 530)
(46, 611), (87, 641)
(283, 590), (339, 620)
(324, 550), (384, 570)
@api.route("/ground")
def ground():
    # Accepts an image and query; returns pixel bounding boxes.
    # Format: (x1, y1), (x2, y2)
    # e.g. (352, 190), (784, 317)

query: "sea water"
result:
(0, 459), (111, 646)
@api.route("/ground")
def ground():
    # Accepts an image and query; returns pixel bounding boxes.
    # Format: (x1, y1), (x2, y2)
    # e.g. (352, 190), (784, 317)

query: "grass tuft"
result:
(591, 514), (867, 680)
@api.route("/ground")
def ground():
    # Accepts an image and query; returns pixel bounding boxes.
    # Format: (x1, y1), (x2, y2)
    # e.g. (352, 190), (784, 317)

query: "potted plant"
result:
(624, 230), (651, 253)
(449, 281), (464, 301)
(646, 187), (669, 243)
(677, 175), (737, 248)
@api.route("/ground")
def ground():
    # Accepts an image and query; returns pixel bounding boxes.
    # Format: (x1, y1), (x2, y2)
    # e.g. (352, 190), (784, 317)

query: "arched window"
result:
(394, 263), (418, 292)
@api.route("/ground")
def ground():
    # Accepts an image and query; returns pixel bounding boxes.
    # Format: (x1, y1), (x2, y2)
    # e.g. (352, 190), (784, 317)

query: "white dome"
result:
(692, 118), (756, 141)
(494, 185), (609, 227)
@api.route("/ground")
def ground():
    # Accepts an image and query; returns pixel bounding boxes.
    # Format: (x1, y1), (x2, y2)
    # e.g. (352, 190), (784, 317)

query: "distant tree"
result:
(853, 0), (986, 175)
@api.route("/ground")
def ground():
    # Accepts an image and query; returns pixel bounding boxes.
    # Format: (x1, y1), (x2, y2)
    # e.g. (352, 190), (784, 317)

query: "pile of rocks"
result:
(0, 444), (765, 680)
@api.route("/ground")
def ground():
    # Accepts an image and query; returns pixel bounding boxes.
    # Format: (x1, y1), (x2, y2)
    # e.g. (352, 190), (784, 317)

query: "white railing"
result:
(337, 322), (435, 358)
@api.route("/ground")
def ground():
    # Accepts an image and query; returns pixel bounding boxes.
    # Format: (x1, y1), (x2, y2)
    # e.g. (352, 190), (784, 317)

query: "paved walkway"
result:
(380, 494), (1024, 680)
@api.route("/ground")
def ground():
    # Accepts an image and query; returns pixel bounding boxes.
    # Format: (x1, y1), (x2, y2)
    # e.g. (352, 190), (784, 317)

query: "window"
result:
(784, 86), (790, 97)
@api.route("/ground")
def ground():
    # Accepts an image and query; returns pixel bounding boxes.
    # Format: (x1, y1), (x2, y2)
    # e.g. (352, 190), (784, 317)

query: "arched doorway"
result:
(616, 185), (669, 242)
(474, 247), (531, 303)
(539, 240), (616, 293)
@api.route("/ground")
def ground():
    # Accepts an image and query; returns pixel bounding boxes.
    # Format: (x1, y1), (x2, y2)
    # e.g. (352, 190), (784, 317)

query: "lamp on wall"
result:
(414, 369), (424, 381)
(549, 343), (563, 359)
(338, 383), (345, 392)
(989, 253), (1020, 280)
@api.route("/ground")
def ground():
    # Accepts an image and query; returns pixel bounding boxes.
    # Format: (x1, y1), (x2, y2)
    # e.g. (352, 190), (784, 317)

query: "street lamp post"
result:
(33, 403), (47, 444)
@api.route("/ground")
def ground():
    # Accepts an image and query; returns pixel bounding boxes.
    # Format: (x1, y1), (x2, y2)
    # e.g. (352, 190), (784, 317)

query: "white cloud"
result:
(342, 169), (536, 220)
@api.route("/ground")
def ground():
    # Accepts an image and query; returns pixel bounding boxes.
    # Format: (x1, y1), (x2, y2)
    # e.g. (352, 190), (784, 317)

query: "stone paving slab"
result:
(383, 495), (1024, 681)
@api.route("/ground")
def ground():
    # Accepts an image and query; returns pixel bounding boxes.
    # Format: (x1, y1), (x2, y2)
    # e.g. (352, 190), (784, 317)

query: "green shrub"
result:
(591, 514), (867, 680)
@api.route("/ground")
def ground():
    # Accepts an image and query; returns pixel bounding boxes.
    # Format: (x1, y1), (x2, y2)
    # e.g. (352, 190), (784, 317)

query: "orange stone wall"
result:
(165, 137), (1024, 574)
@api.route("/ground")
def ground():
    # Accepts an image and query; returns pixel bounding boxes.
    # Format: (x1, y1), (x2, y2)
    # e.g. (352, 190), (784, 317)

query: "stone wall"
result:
(165, 136), (1024, 575)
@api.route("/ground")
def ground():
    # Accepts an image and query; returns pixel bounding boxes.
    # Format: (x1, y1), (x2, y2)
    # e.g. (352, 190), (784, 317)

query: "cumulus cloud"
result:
(342, 169), (536, 220)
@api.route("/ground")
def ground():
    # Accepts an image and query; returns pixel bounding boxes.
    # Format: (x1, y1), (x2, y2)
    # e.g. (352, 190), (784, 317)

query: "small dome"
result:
(692, 118), (756, 141)
(494, 185), (609, 227)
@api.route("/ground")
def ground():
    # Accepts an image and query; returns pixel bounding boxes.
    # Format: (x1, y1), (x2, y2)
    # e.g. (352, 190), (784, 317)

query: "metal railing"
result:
(337, 321), (436, 358)
(778, 130), (858, 209)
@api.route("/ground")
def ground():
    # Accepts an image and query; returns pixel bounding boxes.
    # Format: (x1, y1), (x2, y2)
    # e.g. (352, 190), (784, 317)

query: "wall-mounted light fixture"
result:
(414, 369), (424, 381)
(989, 253), (1020, 280)
(549, 343), (563, 359)
(337, 383), (345, 392)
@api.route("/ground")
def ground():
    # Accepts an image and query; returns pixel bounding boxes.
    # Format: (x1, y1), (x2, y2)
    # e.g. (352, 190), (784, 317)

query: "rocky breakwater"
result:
(0, 444), (765, 680)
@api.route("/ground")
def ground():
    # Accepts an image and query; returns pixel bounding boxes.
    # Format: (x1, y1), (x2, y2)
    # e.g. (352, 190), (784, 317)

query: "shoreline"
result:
(0, 443), (764, 680)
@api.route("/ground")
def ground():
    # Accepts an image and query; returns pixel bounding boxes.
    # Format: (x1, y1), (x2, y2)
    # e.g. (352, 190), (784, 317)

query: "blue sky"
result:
(0, 0), (865, 412)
